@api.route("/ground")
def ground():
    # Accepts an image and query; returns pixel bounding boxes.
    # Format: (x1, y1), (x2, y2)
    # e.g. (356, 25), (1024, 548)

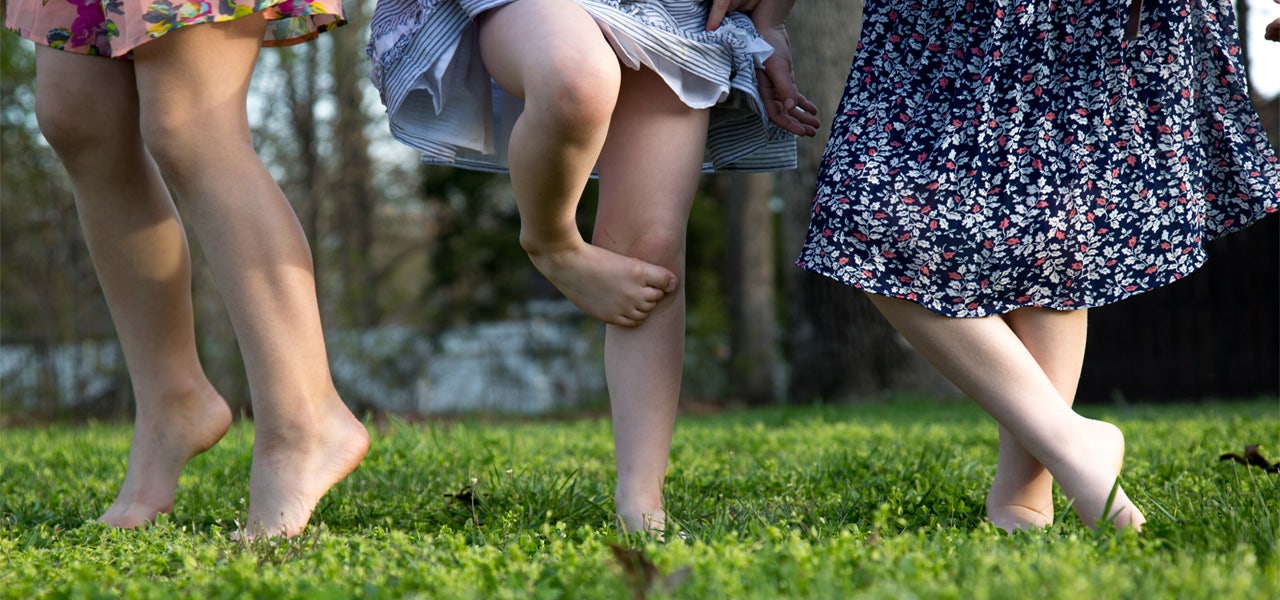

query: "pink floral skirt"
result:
(5, 0), (345, 58)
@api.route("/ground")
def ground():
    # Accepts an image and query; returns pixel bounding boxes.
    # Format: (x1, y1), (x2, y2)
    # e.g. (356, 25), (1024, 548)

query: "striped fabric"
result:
(366, 0), (797, 173)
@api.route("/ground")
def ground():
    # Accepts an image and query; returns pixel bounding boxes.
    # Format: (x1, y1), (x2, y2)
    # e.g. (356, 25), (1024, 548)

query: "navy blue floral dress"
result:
(797, 0), (1280, 317)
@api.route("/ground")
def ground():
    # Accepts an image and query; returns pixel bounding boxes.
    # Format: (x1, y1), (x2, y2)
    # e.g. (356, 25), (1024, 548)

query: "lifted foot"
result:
(526, 240), (677, 327)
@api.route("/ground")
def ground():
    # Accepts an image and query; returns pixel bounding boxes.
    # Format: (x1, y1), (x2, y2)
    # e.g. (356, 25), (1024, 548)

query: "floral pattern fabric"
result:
(6, 0), (344, 58)
(797, 0), (1280, 317)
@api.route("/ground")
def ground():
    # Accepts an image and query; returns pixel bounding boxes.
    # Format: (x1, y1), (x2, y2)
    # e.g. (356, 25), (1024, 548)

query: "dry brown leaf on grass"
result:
(444, 484), (480, 505)
(1218, 444), (1279, 473)
(609, 544), (691, 600)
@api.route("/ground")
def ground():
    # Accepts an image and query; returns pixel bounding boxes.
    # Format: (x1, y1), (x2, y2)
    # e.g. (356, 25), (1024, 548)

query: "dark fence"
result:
(1079, 215), (1280, 403)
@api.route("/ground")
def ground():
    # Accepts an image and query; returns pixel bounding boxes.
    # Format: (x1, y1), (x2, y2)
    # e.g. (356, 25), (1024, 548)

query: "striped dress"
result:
(366, 0), (796, 172)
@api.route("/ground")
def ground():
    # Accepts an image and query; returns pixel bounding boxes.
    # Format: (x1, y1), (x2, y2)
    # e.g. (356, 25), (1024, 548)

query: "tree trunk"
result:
(722, 172), (779, 405)
(330, 0), (380, 326)
(779, 0), (954, 402)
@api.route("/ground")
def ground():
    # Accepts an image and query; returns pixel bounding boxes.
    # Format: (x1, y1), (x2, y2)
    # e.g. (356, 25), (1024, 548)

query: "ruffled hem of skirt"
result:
(5, 0), (343, 59)
(366, 0), (795, 172)
(794, 244), (1213, 319)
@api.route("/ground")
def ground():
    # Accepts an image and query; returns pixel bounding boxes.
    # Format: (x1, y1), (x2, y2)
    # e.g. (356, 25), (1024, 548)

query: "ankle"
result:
(616, 504), (666, 534)
(132, 376), (220, 408)
(615, 488), (663, 518)
(254, 397), (360, 442)
(519, 227), (584, 256)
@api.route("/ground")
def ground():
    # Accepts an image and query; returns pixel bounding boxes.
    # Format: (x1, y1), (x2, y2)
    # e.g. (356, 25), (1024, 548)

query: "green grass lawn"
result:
(2, 398), (1278, 598)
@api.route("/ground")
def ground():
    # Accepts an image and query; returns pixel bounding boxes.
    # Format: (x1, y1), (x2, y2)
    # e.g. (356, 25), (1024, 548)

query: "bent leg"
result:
(34, 47), (231, 529)
(595, 66), (709, 534)
(866, 295), (1144, 530)
(987, 307), (1088, 530)
(478, 0), (677, 327)
(130, 17), (367, 538)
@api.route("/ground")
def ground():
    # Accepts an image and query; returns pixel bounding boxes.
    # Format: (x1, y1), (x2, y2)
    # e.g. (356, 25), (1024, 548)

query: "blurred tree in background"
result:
(778, 0), (953, 405)
(0, 30), (125, 418)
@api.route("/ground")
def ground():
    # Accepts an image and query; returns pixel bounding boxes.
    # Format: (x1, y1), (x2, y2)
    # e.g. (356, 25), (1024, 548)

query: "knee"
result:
(137, 109), (195, 174)
(526, 53), (621, 135)
(139, 107), (250, 176)
(36, 94), (136, 163)
(614, 230), (686, 272)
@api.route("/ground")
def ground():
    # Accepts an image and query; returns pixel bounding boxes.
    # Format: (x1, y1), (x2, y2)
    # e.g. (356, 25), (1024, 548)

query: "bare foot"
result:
(524, 238), (677, 328)
(986, 464), (1055, 532)
(243, 399), (369, 539)
(988, 483), (1049, 529)
(986, 498), (1054, 532)
(99, 382), (232, 529)
(616, 501), (667, 539)
(1045, 419), (1145, 530)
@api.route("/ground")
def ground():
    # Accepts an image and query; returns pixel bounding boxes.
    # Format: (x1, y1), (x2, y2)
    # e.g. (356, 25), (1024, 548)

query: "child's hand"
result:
(756, 24), (820, 137)
(1269, 0), (1280, 42)
(711, 0), (820, 136)
(705, 0), (760, 31)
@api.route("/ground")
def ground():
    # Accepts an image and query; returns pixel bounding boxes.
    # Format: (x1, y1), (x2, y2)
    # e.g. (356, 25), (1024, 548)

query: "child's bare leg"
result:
(34, 47), (232, 529)
(866, 295), (1144, 530)
(595, 66), (708, 534)
(986, 307), (1087, 530)
(130, 17), (368, 538)
(478, 0), (677, 327)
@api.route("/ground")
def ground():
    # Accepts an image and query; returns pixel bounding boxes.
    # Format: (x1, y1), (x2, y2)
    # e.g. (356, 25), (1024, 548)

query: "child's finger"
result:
(781, 104), (821, 136)
(706, 0), (730, 30)
(794, 94), (819, 120)
(781, 113), (820, 137)
(706, 0), (762, 31)
(760, 73), (819, 137)
(761, 54), (801, 109)
(791, 96), (821, 129)
(1271, 0), (1280, 42)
